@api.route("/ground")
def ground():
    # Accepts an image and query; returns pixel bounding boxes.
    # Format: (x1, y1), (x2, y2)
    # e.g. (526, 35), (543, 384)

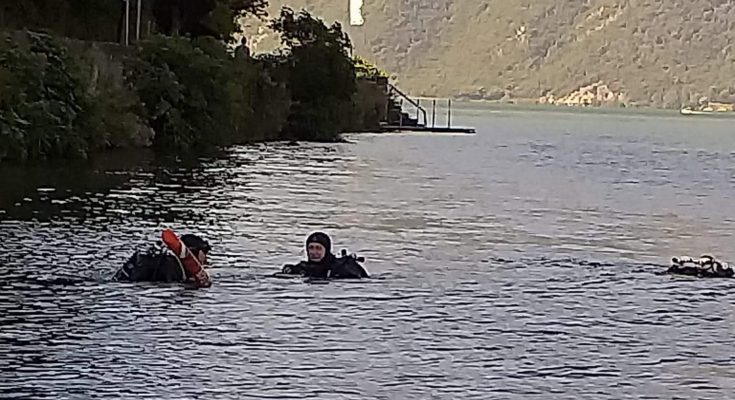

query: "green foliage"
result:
(270, 7), (351, 50)
(0, 0), (123, 42)
(269, 8), (356, 141)
(82, 61), (150, 149)
(345, 78), (388, 132)
(0, 31), (96, 162)
(353, 56), (388, 80)
(125, 34), (285, 150)
(1, 0), (268, 44)
(151, 0), (268, 42)
(126, 35), (227, 150)
(210, 0), (269, 40)
(249, 53), (292, 140)
(0, 3), (391, 163)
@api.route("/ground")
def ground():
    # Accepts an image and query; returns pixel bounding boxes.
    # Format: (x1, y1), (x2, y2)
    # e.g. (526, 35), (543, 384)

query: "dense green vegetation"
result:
(0, 0), (268, 42)
(0, 32), (101, 161)
(0, 0), (386, 163)
(269, 7), (356, 140)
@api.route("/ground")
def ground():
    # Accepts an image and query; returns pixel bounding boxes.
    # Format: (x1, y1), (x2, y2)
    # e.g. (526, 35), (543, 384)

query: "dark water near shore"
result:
(2, 107), (735, 399)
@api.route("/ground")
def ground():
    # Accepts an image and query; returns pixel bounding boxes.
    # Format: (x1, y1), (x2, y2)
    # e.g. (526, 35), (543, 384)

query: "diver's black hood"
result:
(181, 234), (211, 254)
(306, 232), (331, 253)
(305, 232), (334, 264)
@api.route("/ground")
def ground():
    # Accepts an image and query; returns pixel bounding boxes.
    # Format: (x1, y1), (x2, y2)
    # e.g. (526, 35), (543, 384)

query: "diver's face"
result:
(307, 243), (326, 262)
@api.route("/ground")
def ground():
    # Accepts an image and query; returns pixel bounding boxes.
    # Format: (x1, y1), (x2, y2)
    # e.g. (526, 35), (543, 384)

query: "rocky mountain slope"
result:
(242, 0), (735, 108)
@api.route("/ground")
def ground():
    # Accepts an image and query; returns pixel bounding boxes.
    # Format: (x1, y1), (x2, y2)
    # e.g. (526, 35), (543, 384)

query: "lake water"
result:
(2, 106), (735, 399)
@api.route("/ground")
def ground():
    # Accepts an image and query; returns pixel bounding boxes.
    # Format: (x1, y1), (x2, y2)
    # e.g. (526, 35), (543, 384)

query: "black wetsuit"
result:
(281, 254), (369, 279)
(113, 249), (189, 283)
(666, 263), (734, 278)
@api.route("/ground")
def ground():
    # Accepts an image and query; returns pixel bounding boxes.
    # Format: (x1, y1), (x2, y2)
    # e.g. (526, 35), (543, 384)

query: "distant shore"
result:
(431, 99), (735, 121)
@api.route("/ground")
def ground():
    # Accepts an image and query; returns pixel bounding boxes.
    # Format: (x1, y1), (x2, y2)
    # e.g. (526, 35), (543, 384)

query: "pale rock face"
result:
(539, 81), (627, 107)
(239, 0), (735, 108)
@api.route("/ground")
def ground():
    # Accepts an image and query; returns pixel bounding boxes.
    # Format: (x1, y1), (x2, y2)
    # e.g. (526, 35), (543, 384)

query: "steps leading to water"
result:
(381, 82), (475, 134)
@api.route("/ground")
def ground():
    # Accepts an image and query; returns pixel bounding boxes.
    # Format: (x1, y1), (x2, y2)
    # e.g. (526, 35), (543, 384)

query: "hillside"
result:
(241, 0), (735, 108)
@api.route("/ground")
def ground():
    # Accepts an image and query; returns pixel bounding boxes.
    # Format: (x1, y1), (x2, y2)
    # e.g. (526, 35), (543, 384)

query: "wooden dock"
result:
(380, 124), (476, 134)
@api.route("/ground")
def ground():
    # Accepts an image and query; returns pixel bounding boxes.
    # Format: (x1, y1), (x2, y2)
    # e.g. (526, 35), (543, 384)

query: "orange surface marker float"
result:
(161, 228), (212, 288)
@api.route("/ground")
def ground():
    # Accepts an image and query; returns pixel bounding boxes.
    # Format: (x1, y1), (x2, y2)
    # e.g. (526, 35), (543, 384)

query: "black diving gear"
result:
(282, 251), (369, 279)
(306, 231), (331, 253)
(280, 232), (369, 279)
(112, 234), (211, 283)
(666, 255), (734, 278)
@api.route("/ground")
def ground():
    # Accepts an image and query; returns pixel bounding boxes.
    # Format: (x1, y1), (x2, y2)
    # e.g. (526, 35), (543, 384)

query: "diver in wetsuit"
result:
(112, 234), (212, 285)
(665, 255), (734, 278)
(280, 232), (369, 279)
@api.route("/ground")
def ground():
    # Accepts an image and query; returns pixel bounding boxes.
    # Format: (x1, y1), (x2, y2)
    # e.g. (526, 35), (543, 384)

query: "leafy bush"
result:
(270, 8), (357, 141)
(1, 0), (122, 42)
(0, 4), (391, 163)
(353, 55), (388, 80)
(0, 31), (95, 161)
(125, 35), (236, 150)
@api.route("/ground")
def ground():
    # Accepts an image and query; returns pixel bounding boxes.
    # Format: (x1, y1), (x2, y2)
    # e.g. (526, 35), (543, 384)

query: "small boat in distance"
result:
(680, 107), (712, 115)
(680, 101), (735, 116)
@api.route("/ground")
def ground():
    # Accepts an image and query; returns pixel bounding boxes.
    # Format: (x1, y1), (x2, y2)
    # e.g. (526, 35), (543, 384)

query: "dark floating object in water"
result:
(666, 254), (734, 278)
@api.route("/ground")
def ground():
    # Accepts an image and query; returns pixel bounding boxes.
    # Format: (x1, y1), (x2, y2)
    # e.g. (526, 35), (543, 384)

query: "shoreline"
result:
(0, 26), (389, 165)
(443, 99), (735, 119)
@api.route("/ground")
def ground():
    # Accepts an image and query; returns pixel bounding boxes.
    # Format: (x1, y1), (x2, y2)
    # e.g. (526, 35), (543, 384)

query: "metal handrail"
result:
(388, 83), (427, 126)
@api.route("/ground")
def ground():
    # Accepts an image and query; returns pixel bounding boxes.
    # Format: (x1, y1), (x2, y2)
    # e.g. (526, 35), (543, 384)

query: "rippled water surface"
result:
(2, 108), (735, 399)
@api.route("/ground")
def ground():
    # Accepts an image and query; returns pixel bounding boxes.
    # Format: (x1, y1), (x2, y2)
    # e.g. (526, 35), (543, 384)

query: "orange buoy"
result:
(161, 229), (212, 288)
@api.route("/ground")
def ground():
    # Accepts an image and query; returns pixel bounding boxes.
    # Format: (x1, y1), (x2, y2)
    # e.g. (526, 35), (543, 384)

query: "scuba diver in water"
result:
(112, 230), (212, 287)
(665, 254), (734, 278)
(279, 231), (369, 279)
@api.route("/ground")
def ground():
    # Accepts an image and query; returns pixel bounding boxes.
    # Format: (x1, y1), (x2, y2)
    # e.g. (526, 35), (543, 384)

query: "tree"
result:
(151, 0), (267, 41)
(0, 0), (122, 42)
(269, 7), (356, 140)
